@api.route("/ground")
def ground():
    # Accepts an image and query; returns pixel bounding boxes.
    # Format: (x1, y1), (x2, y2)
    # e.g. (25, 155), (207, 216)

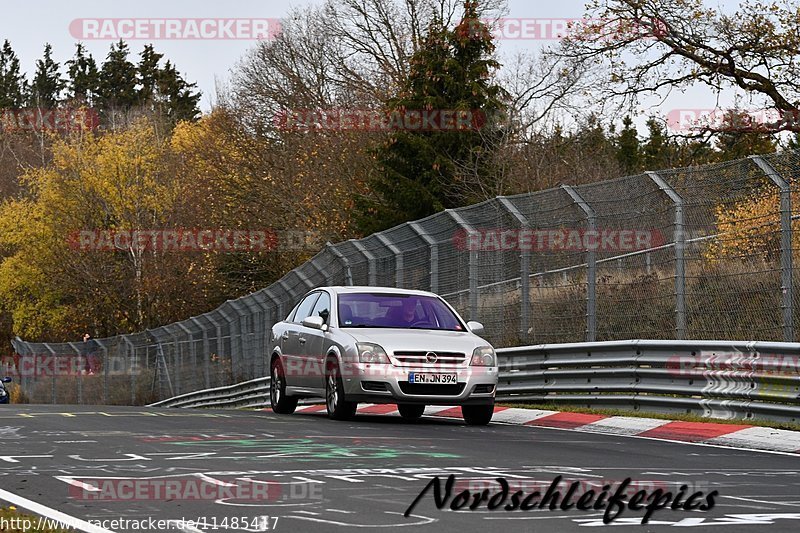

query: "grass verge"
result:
(0, 507), (72, 532)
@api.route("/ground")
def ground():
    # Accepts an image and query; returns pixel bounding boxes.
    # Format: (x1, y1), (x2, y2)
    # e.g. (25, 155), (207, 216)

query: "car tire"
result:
(326, 358), (357, 420)
(462, 404), (494, 426)
(270, 357), (298, 414)
(398, 404), (426, 421)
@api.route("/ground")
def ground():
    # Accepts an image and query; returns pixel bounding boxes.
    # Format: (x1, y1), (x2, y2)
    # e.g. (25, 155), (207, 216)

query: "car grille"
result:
(392, 351), (466, 365)
(399, 382), (466, 396)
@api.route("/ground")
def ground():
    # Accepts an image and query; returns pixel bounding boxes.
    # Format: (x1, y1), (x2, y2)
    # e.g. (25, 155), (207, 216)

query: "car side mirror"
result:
(467, 321), (485, 335)
(2, 377), (12, 383)
(302, 316), (327, 331)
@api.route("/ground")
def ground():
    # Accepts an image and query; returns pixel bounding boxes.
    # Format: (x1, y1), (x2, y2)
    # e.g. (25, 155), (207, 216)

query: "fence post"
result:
(175, 322), (196, 391)
(497, 196), (532, 341)
(67, 342), (83, 404)
(376, 233), (403, 288)
(306, 258), (328, 285)
(277, 280), (297, 312)
(124, 336), (136, 405)
(45, 345), (57, 404)
(648, 171), (687, 340)
(446, 209), (479, 320)
(562, 185), (597, 342)
(294, 270), (315, 291)
(191, 317), (211, 389)
(751, 155), (794, 342)
(409, 222), (438, 293)
(206, 314), (225, 387)
(326, 242), (353, 286)
(165, 327), (181, 396)
(96, 339), (109, 404)
(218, 307), (237, 385)
(351, 240), (377, 286)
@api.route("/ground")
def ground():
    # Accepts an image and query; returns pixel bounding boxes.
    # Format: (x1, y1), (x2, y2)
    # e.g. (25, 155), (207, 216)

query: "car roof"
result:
(318, 286), (440, 297)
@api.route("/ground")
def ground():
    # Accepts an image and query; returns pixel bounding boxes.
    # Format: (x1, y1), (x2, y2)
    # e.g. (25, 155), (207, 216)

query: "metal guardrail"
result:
(151, 340), (800, 424)
(149, 376), (271, 409)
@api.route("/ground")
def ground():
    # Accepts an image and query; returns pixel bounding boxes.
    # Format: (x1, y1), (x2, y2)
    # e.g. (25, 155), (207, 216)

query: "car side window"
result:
(311, 292), (331, 324)
(293, 293), (321, 323)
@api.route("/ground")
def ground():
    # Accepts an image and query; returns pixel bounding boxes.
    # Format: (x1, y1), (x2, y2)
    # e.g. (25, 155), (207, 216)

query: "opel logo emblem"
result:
(425, 352), (438, 364)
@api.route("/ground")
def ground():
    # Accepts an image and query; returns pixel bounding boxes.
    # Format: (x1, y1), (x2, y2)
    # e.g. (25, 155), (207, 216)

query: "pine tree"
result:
(155, 60), (201, 122)
(355, 1), (507, 234)
(642, 117), (669, 169)
(787, 132), (800, 151)
(30, 44), (65, 108)
(66, 43), (100, 105)
(715, 109), (777, 160)
(615, 116), (640, 174)
(0, 40), (28, 108)
(97, 40), (138, 111)
(137, 44), (163, 106)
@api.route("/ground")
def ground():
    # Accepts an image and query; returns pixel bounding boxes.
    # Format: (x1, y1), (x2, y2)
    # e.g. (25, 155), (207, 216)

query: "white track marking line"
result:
(721, 495), (800, 508)
(0, 487), (115, 533)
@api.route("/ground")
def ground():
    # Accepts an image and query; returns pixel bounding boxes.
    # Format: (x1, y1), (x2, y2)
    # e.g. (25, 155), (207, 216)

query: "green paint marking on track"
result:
(167, 437), (460, 460)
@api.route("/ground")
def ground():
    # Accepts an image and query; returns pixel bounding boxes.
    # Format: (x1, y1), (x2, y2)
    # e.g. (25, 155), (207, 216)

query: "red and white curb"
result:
(291, 404), (800, 455)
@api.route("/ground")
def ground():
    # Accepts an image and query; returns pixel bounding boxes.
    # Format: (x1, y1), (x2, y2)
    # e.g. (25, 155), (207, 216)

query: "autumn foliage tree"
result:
(0, 119), (226, 340)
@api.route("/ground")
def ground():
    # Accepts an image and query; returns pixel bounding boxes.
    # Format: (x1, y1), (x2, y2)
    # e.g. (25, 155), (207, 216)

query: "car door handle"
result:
(298, 337), (306, 345)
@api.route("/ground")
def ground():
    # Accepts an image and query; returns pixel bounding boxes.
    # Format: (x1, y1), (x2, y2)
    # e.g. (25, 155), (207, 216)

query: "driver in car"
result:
(388, 298), (418, 326)
(401, 299), (417, 325)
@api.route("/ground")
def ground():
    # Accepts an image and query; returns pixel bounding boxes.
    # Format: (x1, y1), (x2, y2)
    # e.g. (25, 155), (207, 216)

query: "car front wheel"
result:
(270, 357), (298, 414)
(326, 358), (357, 420)
(462, 404), (494, 426)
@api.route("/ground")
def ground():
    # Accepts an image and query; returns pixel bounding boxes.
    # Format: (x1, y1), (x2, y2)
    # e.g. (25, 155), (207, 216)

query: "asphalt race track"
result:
(1, 406), (800, 532)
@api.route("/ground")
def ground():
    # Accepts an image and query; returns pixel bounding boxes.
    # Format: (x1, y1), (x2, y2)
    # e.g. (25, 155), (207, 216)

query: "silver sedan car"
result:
(268, 287), (498, 425)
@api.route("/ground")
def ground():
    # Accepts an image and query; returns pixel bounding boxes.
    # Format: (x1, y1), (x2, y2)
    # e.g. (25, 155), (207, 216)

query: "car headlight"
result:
(470, 346), (496, 366)
(357, 343), (390, 364)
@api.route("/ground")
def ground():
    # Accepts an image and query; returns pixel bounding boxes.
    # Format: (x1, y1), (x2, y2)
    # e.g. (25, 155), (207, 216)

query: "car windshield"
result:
(338, 293), (465, 331)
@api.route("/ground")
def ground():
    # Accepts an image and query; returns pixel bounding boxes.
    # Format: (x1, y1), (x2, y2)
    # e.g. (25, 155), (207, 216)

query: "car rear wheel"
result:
(270, 358), (298, 414)
(462, 404), (494, 426)
(398, 404), (426, 421)
(326, 358), (357, 420)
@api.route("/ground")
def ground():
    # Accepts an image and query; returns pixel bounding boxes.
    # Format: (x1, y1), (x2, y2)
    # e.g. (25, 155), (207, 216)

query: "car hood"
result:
(342, 328), (488, 354)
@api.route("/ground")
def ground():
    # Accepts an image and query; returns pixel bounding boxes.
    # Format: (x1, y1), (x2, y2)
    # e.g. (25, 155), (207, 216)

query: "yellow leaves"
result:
(705, 186), (788, 261)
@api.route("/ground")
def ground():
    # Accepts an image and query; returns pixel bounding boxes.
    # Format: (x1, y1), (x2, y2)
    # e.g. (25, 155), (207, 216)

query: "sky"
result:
(0, 0), (747, 131)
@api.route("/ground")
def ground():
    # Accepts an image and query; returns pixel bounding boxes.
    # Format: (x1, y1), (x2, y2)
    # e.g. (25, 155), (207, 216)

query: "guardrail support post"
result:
(376, 233), (404, 288)
(351, 240), (377, 286)
(497, 196), (532, 341)
(447, 209), (479, 320)
(326, 242), (353, 285)
(751, 155), (794, 342)
(562, 185), (597, 342)
(648, 171), (687, 340)
(409, 222), (438, 293)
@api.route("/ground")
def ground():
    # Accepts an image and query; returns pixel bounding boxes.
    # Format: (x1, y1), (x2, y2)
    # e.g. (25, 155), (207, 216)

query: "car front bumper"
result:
(339, 361), (498, 405)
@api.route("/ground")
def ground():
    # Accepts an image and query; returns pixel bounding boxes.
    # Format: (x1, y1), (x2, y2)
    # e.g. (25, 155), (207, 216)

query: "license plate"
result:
(409, 373), (458, 384)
